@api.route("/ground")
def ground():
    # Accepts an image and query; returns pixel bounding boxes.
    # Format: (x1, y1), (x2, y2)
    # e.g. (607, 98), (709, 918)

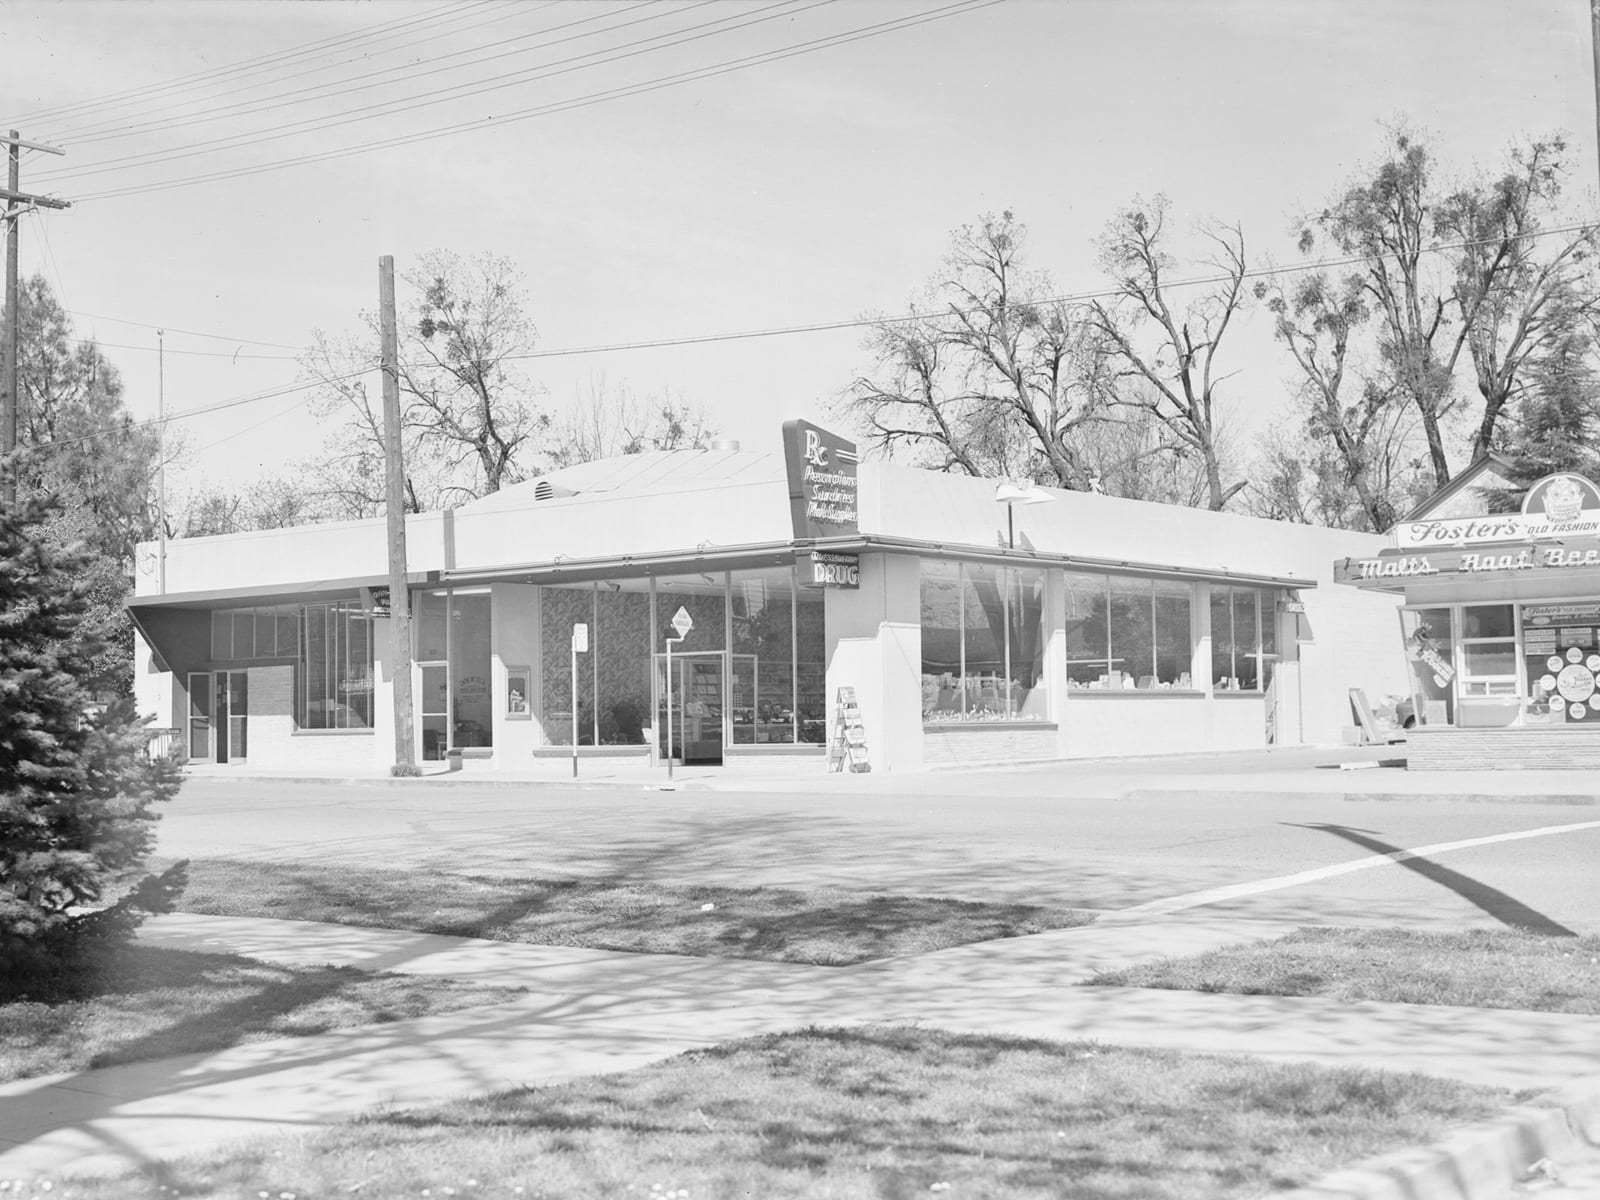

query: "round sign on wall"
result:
(1551, 645), (1600, 722)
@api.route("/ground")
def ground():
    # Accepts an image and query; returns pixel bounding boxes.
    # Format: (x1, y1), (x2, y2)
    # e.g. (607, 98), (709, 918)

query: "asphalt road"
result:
(152, 769), (1600, 937)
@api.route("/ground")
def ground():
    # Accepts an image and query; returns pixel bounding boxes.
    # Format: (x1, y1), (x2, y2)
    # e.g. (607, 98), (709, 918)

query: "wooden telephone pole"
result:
(1, 130), (69, 508)
(379, 256), (417, 773)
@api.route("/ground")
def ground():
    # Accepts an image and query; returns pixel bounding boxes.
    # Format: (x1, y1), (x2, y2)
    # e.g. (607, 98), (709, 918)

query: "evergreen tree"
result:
(0, 482), (184, 994)
(1486, 328), (1600, 511)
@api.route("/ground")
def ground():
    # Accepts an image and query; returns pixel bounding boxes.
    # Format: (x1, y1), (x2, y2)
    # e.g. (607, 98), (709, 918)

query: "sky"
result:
(1, 0), (1595, 508)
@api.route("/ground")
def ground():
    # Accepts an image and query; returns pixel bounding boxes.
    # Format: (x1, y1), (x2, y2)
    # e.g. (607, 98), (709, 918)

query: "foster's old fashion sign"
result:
(1395, 473), (1600, 548)
(1341, 473), (1600, 584)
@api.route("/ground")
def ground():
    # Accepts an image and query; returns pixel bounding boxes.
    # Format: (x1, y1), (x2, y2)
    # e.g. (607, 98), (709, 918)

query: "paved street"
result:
(159, 752), (1600, 936)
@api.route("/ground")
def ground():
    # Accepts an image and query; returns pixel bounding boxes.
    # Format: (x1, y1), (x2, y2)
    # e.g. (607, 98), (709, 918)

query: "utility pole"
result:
(0, 130), (68, 508)
(157, 329), (167, 593)
(379, 256), (417, 774)
(1593, 1), (1600, 196)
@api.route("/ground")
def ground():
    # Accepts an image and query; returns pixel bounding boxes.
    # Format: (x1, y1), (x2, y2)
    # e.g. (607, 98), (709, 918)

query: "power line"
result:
(22, 368), (372, 455)
(40, 0), (826, 184)
(66, 336), (300, 361)
(497, 219), (1600, 362)
(65, 0), (1001, 202)
(62, 313), (302, 351)
(14, 0), (510, 129)
(51, 1), (655, 149)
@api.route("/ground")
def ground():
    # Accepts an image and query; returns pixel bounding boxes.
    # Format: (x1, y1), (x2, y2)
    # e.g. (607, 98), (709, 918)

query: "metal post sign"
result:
(664, 606), (692, 781)
(570, 623), (588, 778)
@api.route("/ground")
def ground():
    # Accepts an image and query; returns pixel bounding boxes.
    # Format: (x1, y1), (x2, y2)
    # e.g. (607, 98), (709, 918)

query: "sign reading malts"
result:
(1337, 538), (1600, 584)
(805, 550), (860, 589)
(781, 419), (859, 539)
(1395, 472), (1600, 548)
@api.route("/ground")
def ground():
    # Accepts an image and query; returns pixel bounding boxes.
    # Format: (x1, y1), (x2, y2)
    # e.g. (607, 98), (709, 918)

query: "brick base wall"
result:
(1407, 726), (1600, 770)
(923, 725), (1059, 767)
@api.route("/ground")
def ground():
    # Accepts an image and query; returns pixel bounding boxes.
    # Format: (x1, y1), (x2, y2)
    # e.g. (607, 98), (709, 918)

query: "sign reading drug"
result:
(805, 550), (860, 589)
(572, 623), (588, 653)
(670, 606), (694, 638)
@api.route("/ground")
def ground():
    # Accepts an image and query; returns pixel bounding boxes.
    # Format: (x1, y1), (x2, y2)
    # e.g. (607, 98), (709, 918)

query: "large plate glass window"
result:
(920, 560), (1050, 717)
(1210, 586), (1272, 692)
(1458, 604), (1517, 698)
(1521, 602), (1600, 725)
(300, 601), (373, 729)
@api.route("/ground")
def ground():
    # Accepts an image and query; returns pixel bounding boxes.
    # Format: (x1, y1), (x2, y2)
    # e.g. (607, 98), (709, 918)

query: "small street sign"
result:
(670, 606), (694, 637)
(572, 623), (589, 652)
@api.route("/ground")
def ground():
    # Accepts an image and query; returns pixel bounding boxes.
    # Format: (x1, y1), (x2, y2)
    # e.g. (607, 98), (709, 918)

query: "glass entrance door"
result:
(654, 651), (725, 765)
(188, 672), (213, 761)
(214, 671), (247, 762)
(420, 662), (449, 760)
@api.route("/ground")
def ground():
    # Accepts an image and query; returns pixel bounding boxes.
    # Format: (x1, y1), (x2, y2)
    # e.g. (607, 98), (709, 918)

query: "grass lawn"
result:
(168, 857), (1096, 965)
(0, 944), (527, 1083)
(1090, 926), (1600, 1013)
(60, 1026), (1508, 1200)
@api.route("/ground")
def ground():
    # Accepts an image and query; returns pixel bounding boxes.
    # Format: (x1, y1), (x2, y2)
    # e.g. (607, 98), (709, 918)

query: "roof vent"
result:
(533, 480), (578, 501)
(710, 438), (740, 452)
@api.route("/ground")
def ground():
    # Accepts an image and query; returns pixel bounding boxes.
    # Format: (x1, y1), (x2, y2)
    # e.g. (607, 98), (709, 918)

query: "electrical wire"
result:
(52, 1), (661, 148)
(61, 313), (303, 351)
(496, 218), (1600, 362)
(66, 0), (1001, 202)
(13, 0), (511, 129)
(39, 0), (826, 183)
(67, 337), (301, 362)
(21, 369), (374, 455)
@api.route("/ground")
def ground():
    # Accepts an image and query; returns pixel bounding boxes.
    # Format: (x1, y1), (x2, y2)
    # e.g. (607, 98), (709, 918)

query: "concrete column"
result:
(825, 552), (923, 772)
(371, 613), (398, 769)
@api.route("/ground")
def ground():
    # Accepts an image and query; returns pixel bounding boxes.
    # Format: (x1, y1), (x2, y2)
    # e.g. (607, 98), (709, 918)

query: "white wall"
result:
(824, 553), (923, 772)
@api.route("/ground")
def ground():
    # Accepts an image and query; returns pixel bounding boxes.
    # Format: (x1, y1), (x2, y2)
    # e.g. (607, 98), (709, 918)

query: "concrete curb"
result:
(1283, 1076), (1600, 1200)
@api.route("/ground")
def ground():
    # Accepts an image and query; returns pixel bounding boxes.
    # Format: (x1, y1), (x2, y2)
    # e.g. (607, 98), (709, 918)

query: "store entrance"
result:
(187, 670), (247, 762)
(655, 651), (724, 765)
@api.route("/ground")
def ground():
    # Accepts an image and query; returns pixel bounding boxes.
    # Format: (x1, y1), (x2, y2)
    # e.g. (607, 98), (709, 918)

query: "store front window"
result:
(1065, 573), (1194, 690)
(1398, 601), (1600, 730)
(1210, 585), (1275, 692)
(921, 560), (1048, 719)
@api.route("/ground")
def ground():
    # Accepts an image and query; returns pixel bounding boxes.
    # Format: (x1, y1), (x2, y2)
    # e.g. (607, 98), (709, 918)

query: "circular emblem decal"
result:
(1549, 655), (1565, 672)
(1568, 647), (1586, 664)
(1557, 663), (1596, 702)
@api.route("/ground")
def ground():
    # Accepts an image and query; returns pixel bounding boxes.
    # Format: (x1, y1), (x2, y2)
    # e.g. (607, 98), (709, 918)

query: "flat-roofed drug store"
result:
(130, 422), (1406, 775)
(1336, 458), (1600, 769)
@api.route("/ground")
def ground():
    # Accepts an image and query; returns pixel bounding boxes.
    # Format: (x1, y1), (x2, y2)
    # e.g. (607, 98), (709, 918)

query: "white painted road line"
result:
(1111, 819), (1600, 919)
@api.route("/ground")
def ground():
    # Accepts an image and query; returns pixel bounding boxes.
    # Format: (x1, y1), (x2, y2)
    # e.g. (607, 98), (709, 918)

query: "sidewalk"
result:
(2, 910), (1597, 1191)
(175, 742), (1600, 803)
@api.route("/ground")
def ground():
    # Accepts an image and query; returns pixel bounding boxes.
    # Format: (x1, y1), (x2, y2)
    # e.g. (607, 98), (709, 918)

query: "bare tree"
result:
(298, 250), (547, 514)
(547, 375), (717, 469)
(1260, 269), (1425, 531)
(1087, 195), (1248, 511)
(841, 211), (1111, 489)
(400, 250), (544, 497)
